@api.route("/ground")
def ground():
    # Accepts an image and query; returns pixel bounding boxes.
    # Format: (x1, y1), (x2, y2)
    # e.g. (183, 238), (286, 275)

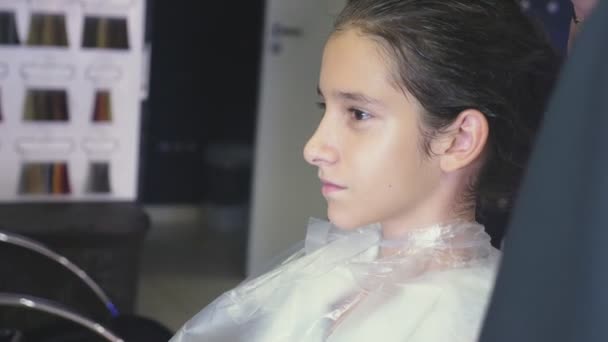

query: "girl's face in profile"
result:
(304, 28), (443, 231)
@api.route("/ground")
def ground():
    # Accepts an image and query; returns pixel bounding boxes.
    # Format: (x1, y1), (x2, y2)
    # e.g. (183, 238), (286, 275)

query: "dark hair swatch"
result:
(19, 162), (71, 195)
(92, 90), (112, 122)
(27, 13), (69, 47)
(23, 89), (69, 122)
(82, 16), (129, 49)
(86, 162), (111, 193)
(0, 11), (20, 45)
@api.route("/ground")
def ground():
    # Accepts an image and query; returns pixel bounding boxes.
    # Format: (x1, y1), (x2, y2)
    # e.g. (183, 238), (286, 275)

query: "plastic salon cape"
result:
(171, 218), (500, 342)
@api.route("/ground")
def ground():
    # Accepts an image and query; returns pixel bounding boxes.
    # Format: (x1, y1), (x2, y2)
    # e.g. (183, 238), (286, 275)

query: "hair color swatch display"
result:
(82, 17), (129, 49)
(23, 89), (70, 121)
(92, 90), (112, 122)
(86, 162), (111, 193)
(0, 11), (20, 45)
(27, 13), (69, 47)
(18, 162), (71, 195)
(0, 1), (144, 202)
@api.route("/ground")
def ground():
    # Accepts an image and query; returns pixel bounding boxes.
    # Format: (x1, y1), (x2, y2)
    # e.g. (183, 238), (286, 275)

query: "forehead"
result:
(319, 29), (394, 93)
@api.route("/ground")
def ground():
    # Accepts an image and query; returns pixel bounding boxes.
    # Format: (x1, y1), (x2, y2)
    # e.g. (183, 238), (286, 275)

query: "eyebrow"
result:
(317, 86), (384, 107)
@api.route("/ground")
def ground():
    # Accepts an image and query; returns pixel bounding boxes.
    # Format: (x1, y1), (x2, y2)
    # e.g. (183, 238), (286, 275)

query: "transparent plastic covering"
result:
(171, 218), (501, 342)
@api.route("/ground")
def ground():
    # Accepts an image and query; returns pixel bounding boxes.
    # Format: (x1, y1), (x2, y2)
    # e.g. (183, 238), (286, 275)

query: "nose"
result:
(303, 116), (338, 167)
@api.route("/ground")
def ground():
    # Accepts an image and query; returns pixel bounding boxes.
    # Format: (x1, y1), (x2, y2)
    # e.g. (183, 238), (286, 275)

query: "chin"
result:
(327, 207), (369, 230)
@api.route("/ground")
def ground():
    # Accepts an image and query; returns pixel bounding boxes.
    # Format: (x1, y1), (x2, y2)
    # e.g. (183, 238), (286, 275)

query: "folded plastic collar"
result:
(305, 218), (490, 255)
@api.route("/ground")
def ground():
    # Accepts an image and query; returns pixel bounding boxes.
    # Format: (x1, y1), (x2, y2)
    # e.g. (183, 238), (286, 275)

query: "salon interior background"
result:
(0, 0), (572, 331)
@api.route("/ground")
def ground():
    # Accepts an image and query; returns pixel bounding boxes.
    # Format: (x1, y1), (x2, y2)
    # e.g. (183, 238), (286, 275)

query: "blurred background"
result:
(0, 0), (574, 338)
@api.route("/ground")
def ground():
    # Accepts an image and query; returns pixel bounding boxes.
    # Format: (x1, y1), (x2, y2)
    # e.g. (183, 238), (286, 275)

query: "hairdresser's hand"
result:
(569, 0), (599, 51)
(571, 0), (599, 21)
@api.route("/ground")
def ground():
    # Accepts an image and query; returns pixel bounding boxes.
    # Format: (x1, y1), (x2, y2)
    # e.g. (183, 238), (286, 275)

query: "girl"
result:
(171, 0), (559, 341)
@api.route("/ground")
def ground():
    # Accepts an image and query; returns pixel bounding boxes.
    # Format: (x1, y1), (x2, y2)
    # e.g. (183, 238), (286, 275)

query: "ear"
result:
(434, 109), (489, 173)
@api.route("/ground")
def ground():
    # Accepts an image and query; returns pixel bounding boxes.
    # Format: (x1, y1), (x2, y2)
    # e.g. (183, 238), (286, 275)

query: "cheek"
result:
(375, 158), (418, 197)
(363, 129), (429, 200)
(327, 142), (429, 229)
(366, 130), (420, 179)
(343, 135), (410, 206)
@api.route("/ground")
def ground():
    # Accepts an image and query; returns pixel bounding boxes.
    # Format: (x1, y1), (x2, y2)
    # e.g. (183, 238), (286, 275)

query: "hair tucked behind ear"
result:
(335, 0), (560, 245)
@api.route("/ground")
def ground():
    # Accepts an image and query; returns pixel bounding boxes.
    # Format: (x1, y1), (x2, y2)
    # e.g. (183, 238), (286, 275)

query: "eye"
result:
(316, 101), (326, 110)
(349, 108), (372, 121)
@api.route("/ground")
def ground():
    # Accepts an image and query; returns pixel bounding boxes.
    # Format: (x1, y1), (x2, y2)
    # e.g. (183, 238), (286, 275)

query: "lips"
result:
(320, 178), (346, 195)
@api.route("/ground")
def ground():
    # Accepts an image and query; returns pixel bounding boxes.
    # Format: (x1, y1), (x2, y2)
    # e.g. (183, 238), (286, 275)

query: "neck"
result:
(381, 210), (475, 240)
(380, 167), (480, 239)
(380, 178), (476, 239)
(379, 216), (483, 265)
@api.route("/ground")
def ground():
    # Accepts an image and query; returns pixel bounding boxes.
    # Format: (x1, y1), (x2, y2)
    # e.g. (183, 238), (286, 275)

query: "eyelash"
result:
(315, 102), (373, 121)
